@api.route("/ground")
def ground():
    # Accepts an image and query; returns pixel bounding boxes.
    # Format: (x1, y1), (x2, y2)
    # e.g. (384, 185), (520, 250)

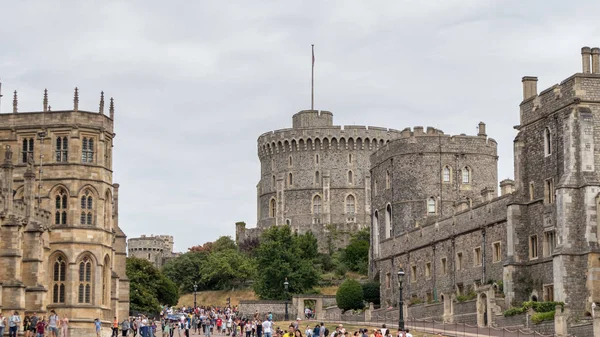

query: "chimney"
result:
(582, 47), (592, 73)
(522, 76), (538, 100)
(478, 122), (487, 137)
(480, 187), (496, 202)
(499, 179), (515, 196)
(591, 47), (600, 74)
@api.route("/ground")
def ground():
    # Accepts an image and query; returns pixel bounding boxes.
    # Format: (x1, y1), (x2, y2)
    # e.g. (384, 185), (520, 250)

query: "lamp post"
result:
(398, 268), (405, 332)
(284, 277), (290, 321)
(193, 282), (198, 310)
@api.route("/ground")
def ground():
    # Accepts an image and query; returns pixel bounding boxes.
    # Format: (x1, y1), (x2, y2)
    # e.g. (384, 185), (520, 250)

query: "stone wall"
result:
(406, 303), (443, 321)
(568, 320), (594, 337)
(238, 300), (298, 321)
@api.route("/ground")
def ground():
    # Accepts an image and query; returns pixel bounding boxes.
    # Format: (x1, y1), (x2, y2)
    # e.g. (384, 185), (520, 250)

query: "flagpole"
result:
(311, 44), (315, 110)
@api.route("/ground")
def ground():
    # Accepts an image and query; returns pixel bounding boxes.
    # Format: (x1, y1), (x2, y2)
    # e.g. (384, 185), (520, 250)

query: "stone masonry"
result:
(0, 87), (129, 337)
(128, 234), (178, 268)
(371, 46), (600, 336)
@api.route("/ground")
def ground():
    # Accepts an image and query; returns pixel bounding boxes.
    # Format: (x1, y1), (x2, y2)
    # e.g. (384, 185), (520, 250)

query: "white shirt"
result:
(262, 321), (272, 334)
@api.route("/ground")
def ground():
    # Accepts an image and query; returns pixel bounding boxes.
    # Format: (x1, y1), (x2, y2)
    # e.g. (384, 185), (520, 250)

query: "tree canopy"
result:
(127, 257), (179, 314)
(253, 226), (320, 299)
(340, 228), (370, 274)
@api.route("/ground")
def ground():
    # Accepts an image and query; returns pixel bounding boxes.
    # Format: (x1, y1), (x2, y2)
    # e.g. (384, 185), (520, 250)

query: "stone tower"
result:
(0, 87), (128, 336)
(238, 109), (402, 251)
(128, 234), (177, 268)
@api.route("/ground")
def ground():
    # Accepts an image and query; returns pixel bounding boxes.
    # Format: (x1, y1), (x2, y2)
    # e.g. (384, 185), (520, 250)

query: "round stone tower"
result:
(369, 124), (498, 258)
(255, 109), (402, 250)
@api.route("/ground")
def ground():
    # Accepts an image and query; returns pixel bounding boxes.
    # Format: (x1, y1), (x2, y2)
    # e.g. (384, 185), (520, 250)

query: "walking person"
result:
(35, 317), (46, 337)
(94, 319), (102, 337)
(23, 314), (31, 337)
(0, 312), (6, 337)
(112, 317), (120, 337)
(9, 311), (21, 337)
(29, 313), (39, 337)
(48, 310), (60, 337)
(61, 316), (69, 337)
(121, 318), (130, 337)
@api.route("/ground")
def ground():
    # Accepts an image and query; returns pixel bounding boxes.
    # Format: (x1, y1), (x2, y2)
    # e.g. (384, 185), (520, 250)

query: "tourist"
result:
(35, 317), (46, 337)
(29, 313), (39, 337)
(403, 330), (412, 337)
(312, 325), (319, 337)
(294, 329), (303, 337)
(23, 314), (31, 337)
(319, 323), (325, 337)
(245, 320), (252, 337)
(255, 318), (262, 337)
(261, 317), (272, 337)
(122, 318), (130, 337)
(304, 325), (312, 337)
(48, 310), (59, 337)
(61, 315), (69, 337)
(9, 311), (21, 337)
(112, 317), (120, 337)
(94, 318), (101, 337)
(0, 312), (6, 337)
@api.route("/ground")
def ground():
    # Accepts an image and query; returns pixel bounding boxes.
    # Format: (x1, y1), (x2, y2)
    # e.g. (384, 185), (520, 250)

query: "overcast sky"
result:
(1, 1), (599, 252)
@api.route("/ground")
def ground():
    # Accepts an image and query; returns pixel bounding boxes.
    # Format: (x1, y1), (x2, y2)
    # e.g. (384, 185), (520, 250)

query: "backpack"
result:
(324, 328), (329, 336)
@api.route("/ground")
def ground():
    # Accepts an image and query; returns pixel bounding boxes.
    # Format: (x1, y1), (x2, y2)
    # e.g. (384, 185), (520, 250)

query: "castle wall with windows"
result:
(0, 88), (128, 337)
(128, 234), (177, 268)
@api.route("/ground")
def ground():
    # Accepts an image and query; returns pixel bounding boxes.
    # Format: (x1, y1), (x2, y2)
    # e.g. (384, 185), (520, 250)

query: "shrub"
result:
(532, 311), (555, 324)
(361, 282), (380, 306)
(503, 307), (526, 317)
(336, 279), (364, 311)
(408, 297), (424, 306)
(504, 301), (564, 317)
(335, 262), (349, 277)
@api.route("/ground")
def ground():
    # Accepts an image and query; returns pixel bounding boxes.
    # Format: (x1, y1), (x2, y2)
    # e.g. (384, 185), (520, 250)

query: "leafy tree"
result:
(189, 242), (213, 253)
(127, 257), (179, 314)
(361, 281), (381, 305)
(200, 248), (255, 289)
(162, 251), (209, 292)
(212, 236), (238, 252)
(336, 279), (364, 311)
(340, 228), (370, 274)
(253, 226), (320, 299)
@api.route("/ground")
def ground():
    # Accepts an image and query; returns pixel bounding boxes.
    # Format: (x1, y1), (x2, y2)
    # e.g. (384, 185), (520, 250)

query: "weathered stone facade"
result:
(128, 234), (177, 268)
(371, 46), (600, 335)
(0, 88), (128, 336)
(237, 110), (402, 251)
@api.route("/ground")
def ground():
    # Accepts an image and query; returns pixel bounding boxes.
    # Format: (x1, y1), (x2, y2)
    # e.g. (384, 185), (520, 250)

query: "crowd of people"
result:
(0, 310), (68, 337)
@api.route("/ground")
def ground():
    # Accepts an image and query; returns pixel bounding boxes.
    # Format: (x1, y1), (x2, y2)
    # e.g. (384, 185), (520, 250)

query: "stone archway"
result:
(477, 293), (488, 327)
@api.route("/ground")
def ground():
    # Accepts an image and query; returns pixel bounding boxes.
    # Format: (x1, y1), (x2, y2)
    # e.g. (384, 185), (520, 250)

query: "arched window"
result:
(22, 137), (34, 163)
(272, 175), (276, 190)
(102, 256), (110, 305)
(55, 188), (68, 225)
(385, 204), (392, 238)
(269, 198), (276, 218)
(373, 211), (380, 256)
(348, 170), (353, 184)
(462, 167), (471, 184)
(348, 153), (353, 164)
(386, 170), (390, 189)
(315, 154), (319, 164)
(78, 256), (92, 303)
(82, 137), (94, 163)
(346, 195), (356, 214)
(80, 190), (93, 225)
(544, 128), (552, 156)
(288, 173), (293, 186)
(285, 219), (291, 226)
(52, 255), (66, 303)
(427, 197), (436, 214)
(289, 156), (293, 167)
(315, 171), (320, 185)
(442, 166), (451, 182)
(55, 136), (68, 162)
(313, 195), (322, 215)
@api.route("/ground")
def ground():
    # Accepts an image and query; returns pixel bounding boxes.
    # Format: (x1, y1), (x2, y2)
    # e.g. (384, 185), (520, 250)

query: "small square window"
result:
(543, 284), (554, 302)
(493, 242), (501, 263)
(411, 265), (417, 283)
(425, 262), (431, 279)
(441, 257), (448, 275)
(544, 231), (556, 257)
(385, 273), (391, 289)
(457, 252), (463, 270)
(474, 247), (482, 266)
(544, 179), (555, 204)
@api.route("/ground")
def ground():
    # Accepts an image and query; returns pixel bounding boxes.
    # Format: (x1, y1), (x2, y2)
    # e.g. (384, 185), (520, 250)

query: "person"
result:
(23, 315), (31, 337)
(9, 311), (21, 337)
(261, 317), (272, 337)
(94, 319), (102, 337)
(245, 321), (252, 337)
(319, 324), (325, 337)
(122, 318), (130, 337)
(312, 325), (319, 337)
(164, 322), (171, 337)
(112, 317), (120, 337)
(294, 329), (303, 337)
(48, 310), (59, 337)
(35, 317), (46, 337)
(61, 316), (69, 337)
(0, 312), (6, 337)
(403, 330), (412, 337)
(304, 326), (312, 337)
(380, 326), (387, 337)
(29, 313), (39, 337)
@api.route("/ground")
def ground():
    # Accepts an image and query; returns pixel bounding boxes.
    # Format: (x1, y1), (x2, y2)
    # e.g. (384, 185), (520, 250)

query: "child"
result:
(94, 319), (101, 337)
(35, 317), (46, 337)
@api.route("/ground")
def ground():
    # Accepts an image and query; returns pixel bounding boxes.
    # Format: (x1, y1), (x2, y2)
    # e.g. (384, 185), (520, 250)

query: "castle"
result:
(0, 88), (129, 336)
(371, 46), (600, 334)
(236, 109), (402, 251)
(128, 234), (177, 268)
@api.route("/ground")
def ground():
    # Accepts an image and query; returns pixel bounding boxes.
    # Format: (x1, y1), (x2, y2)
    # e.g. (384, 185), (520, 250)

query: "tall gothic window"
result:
(82, 137), (94, 163)
(52, 255), (66, 303)
(102, 256), (110, 305)
(427, 197), (436, 214)
(55, 136), (68, 162)
(347, 170), (353, 184)
(78, 256), (92, 303)
(269, 198), (276, 218)
(315, 171), (320, 185)
(313, 195), (322, 214)
(544, 128), (552, 156)
(80, 190), (93, 225)
(442, 166), (451, 182)
(462, 167), (471, 184)
(385, 204), (392, 238)
(55, 188), (68, 225)
(345, 195), (356, 214)
(22, 138), (34, 163)
(385, 170), (390, 189)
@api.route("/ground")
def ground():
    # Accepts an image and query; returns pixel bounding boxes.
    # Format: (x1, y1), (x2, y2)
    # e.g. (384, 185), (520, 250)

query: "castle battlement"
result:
(519, 46), (600, 127)
(0, 87), (116, 133)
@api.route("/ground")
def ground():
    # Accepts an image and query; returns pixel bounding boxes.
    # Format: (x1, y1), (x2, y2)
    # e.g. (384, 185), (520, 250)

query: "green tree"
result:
(361, 281), (381, 305)
(127, 257), (179, 314)
(200, 248), (255, 289)
(340, 228), (370, 274)
(212, 236), (237, 252)
(253, 226), (320, 299)
(336, 279), (364, 311)
(162, 251), (209, 292)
